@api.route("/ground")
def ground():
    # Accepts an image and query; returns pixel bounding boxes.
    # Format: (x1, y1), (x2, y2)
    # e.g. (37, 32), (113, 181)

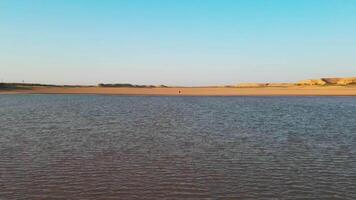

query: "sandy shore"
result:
(1, 86), (356, 96)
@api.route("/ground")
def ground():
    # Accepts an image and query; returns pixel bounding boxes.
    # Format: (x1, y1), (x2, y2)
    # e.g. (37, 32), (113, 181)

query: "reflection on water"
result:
(1, 95), (356, 199)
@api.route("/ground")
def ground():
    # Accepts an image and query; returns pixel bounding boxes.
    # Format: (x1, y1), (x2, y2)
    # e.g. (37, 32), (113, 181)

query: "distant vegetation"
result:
(0, 83), (88, 90)
(98, 83), (168, 88)
(0, 83), (32, 90)
(0, 82), (171, 90)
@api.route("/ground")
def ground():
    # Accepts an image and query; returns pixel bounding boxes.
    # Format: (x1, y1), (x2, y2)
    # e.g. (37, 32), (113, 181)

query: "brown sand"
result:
(1, 86), (356, 96)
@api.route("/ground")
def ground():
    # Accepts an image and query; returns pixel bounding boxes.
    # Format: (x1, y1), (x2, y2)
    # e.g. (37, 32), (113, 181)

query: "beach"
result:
(1, 85), (356, 96)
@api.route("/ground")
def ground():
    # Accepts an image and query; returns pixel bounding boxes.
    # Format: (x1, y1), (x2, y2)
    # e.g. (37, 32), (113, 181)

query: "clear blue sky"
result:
(1, 0), (355, 86)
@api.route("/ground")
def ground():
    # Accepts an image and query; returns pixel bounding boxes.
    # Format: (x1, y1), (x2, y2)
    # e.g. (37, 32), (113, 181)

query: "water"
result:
(0, 95), (356, 200)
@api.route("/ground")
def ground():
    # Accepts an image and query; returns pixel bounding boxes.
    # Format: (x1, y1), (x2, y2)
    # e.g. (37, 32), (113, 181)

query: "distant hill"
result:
(297, 77), (356, 86)
(237, 77), (356, 87)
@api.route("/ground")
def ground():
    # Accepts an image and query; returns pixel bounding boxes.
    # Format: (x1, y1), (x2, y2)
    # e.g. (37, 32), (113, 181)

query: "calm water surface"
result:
(1, 95), (356, 199)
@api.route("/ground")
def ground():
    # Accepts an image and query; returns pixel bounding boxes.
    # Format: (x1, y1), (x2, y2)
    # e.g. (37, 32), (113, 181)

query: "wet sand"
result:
(1, 86), (356, 96)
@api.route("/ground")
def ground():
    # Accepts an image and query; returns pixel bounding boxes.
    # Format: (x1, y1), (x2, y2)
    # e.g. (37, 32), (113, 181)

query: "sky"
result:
(1, 0), (356, 86)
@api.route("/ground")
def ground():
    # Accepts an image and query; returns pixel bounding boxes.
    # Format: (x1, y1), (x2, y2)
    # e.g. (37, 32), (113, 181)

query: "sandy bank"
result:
(1, 86), (356, 96)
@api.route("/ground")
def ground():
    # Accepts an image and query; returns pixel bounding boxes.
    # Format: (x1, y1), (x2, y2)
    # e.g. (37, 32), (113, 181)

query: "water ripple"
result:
(0, 95), (356, 199)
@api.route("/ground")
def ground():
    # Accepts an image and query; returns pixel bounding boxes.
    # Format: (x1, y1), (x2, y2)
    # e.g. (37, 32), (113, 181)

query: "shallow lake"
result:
(1, 95), (356, 199)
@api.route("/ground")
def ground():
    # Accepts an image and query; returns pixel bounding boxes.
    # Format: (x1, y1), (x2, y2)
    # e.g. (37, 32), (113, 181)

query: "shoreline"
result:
(1, 86), (356, 96)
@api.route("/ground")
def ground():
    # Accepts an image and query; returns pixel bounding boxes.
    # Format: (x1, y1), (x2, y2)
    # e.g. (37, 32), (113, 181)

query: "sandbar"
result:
(1, 86), (356, 96)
